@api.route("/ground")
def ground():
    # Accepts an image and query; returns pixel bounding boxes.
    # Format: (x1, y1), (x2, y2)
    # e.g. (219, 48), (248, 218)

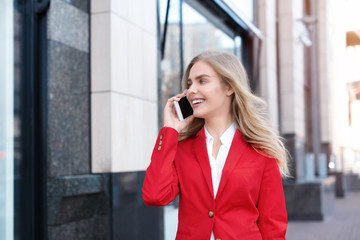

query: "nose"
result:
(188, 83), (197, 94)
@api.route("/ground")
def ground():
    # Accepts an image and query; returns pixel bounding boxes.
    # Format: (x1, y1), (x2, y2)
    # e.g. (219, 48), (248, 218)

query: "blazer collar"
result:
(194, 127), (214, 198)
(194, 126), (249, 199)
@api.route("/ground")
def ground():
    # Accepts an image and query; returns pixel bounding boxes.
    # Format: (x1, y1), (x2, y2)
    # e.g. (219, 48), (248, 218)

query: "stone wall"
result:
(46, 0), (110, 239)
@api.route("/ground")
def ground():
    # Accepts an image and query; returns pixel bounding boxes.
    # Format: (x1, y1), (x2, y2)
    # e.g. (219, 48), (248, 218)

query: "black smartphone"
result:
(174, 96), (193, 120)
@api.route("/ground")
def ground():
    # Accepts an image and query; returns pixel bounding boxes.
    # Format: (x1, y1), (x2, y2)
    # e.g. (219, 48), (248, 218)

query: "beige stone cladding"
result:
(91, 0), (158, 173)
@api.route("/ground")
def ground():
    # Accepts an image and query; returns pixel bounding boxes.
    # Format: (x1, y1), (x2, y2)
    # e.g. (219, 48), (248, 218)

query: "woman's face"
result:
(186, 61), (233, 120)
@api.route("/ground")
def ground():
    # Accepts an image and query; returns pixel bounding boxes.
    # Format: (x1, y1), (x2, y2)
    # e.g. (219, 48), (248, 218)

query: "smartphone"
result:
(174, 96), (193, 121)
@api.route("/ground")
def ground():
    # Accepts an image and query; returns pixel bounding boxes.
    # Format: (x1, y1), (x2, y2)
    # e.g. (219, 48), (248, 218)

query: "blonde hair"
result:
(179, 51), (289, 177)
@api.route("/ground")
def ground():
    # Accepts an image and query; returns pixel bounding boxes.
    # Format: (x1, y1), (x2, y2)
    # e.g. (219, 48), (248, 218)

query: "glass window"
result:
(159, 0), (182, 116)
(159, 0), (244, 126)
(0, 0), (14, 239)
(182, 2), (236, 65)
(13, 2), (25, 238)
(0, 1), (29, 239)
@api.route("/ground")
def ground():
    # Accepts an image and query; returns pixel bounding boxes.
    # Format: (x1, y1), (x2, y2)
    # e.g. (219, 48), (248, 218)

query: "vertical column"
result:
(47, 1), (110, 239)
(91, 0), (158, 173)
(318, 0), (333, 160)
(279, 0), (337, 221)
(47, 0), (90, 177)
(257, 0), (279, 128)
(329, 0), (348, 171)
(306, 0), (321, 176)
(91, 1), (162, 238)
(278, 0), (306, 180)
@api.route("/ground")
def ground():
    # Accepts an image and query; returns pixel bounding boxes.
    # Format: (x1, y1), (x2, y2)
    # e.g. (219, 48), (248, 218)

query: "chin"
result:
(193, 111), (206, 119)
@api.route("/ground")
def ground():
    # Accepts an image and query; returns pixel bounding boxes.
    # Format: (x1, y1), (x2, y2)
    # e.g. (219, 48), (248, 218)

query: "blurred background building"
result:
(1, 0), (360, 239)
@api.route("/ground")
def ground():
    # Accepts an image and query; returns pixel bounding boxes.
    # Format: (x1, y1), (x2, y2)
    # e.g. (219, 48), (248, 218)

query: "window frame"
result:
(13, 0), (49, 239)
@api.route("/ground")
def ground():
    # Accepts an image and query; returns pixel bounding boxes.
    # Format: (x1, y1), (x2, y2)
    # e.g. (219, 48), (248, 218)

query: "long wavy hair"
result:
(179, 51), (289, 177)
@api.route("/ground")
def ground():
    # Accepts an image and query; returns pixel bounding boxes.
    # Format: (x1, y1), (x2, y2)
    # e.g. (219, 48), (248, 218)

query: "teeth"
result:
(192, 99), (204, 104)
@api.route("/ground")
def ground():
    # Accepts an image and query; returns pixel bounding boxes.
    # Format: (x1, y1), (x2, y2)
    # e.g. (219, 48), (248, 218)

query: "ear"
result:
(226, 85), (234, 96)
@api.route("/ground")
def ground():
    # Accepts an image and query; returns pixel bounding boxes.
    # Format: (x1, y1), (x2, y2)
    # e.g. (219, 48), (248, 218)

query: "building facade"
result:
(1, 0), (359, 239)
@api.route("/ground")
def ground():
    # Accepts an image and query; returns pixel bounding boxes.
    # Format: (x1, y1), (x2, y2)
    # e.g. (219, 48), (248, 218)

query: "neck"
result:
(204, 113), (233, 139)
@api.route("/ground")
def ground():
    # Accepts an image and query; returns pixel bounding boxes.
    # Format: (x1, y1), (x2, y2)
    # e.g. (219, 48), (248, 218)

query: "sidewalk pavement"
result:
(286, 191), (360, 240)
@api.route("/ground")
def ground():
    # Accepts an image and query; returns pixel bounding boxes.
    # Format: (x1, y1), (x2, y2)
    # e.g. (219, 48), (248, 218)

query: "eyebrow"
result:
(187, 74), (211, 81)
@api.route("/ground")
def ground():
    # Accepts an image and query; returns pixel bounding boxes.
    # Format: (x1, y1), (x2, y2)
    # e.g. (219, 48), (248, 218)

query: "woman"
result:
(142, 51), (288, 240)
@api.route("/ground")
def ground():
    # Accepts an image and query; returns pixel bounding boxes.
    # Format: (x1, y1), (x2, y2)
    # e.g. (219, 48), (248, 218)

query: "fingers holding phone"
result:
(164, 92), (194, 132)
(174, 96), (193, 120)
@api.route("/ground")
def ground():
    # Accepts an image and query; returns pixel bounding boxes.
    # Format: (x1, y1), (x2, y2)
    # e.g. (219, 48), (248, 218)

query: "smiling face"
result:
(186, 61), (234, 121)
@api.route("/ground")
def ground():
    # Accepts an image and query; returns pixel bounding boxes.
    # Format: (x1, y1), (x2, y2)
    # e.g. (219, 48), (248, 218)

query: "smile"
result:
(192, 99), (204, 105)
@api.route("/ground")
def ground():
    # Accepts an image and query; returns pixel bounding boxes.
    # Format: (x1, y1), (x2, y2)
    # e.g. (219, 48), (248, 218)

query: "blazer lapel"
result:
(193, 127), (214, 198)
(216, 129), (248, 199)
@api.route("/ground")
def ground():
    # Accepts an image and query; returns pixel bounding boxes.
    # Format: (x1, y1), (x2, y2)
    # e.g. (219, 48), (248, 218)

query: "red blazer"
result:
(142, 127), (287, 240)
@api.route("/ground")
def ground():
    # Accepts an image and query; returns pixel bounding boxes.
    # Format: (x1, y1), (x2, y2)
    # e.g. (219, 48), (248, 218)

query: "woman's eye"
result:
(200, 79), (206, 84)
(187, 82), (192, 88)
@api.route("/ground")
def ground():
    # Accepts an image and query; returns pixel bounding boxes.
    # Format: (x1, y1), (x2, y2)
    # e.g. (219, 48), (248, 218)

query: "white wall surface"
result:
(91, 0), (158, 172)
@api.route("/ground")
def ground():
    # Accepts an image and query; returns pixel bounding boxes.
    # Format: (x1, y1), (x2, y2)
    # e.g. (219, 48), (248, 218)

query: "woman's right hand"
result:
(164, 92), (195, 133)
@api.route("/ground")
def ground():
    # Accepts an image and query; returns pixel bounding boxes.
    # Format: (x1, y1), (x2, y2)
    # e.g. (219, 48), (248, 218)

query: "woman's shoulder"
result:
(241, 143), (279, 169)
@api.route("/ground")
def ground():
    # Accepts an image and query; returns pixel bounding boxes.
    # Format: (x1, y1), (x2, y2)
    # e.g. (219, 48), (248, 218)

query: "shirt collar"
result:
(204, 123), (236, 148)
(204, 127), (213, 144)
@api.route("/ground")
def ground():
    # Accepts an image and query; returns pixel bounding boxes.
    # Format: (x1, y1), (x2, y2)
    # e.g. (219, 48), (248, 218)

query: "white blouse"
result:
(204, 123), (236, 240)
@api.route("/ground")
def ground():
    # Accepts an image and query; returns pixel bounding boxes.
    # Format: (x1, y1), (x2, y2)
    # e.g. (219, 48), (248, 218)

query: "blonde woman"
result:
(143, 51), (288, 240)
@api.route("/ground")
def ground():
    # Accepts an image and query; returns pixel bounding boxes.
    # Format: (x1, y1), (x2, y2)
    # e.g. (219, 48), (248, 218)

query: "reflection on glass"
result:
(234, 36), (243, 59)
(0, 0), (15, 239)
(182, 2), (235, 65)
(14, 2), (24, 239)
(159, 0), (182, 125)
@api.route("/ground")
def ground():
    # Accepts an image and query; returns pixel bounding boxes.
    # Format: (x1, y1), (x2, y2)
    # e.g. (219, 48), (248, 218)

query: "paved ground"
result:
(286, 191), (360, 240)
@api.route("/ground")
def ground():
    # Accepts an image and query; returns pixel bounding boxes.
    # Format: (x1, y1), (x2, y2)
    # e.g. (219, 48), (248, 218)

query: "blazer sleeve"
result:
(142, 127), (180, 206)
(257, 158), (288, 240)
